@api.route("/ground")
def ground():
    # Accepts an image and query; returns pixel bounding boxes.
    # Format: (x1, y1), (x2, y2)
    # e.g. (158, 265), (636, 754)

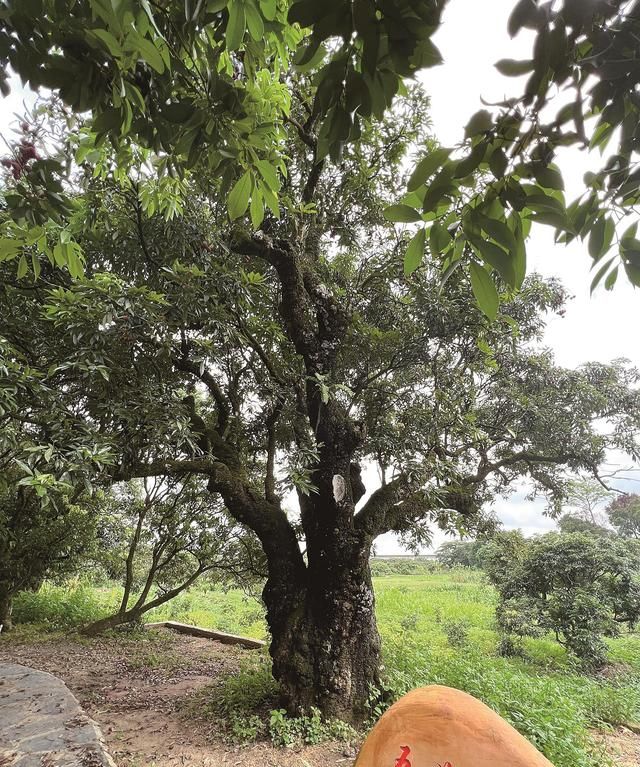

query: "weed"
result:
(268, 707), (356, 748)
(443, 619), (469, 648)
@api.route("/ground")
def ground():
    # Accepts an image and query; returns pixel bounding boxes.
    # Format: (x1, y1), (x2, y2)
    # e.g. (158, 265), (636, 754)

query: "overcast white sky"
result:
(1, 0), (638, 552)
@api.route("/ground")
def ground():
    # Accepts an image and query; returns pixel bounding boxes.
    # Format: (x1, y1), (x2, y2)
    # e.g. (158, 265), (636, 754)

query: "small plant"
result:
(443, 619), (469, 648)
(400, 614), (418, 632)
(268, 707), (356, 748)
(228, 713), (265, 744)
(496, 635), (526, 659)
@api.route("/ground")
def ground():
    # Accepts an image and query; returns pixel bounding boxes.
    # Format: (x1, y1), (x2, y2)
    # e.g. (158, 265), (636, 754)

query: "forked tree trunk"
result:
(0, 591), (14, 632)
(265, 526), (381, 723)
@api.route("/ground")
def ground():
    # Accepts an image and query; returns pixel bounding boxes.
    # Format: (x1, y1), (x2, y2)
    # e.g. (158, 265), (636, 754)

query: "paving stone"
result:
(0, 663), (117, 767)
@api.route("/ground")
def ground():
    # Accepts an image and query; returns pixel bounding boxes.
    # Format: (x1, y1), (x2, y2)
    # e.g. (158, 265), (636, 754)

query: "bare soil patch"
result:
(0, 629), (354, 767)
(593, 726), (640, 767)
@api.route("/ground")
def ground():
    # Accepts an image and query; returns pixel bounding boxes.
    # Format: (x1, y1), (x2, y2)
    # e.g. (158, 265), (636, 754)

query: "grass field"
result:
(9, 569), (640, 767)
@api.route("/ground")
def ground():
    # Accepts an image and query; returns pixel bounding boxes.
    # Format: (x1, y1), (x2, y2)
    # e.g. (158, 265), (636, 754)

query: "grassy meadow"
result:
(8, 567), (640, 767)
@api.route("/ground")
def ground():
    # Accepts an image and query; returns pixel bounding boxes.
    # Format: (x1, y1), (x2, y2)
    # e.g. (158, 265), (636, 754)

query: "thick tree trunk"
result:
(265, 527), (381, 723)
(0, 591), (13, 632)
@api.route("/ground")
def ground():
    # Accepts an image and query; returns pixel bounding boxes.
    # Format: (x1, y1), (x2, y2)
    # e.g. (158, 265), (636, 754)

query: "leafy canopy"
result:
(4, 0), (640, 318)
(485, 530), (640, 668)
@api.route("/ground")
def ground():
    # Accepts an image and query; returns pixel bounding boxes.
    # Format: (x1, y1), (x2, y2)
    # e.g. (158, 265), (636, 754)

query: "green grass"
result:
(8, 569), (640, 767)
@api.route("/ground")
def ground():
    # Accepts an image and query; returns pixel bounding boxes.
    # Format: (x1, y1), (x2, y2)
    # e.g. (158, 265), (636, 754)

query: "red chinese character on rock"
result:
(394, 746), (412, 767)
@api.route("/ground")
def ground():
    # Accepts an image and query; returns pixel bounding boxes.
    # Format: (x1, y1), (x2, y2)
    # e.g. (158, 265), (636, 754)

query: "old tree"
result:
(3, 85), (640, 718)
(1, 0), (640, 721)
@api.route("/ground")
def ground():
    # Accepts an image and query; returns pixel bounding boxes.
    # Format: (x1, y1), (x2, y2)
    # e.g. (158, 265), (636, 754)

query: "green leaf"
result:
(453, 143), (486, 179)
(509, 214), (527, 289)
(28, 251), (40, 279)
(476, 213), (518, 254)
(495, 58), (534, 76)
(464, 110), (493, 139)
(469, 262), (499, 320)
(407, 148), (450, 192)
(255, 159), (280, 192)
(429, 221), (452, 254)
(532, 164), (565, 191)
(90, 28), (123, 57)
(489, 148), (508, 179)
(0, 238), (21, 260)
(384, 204), (422, 223)
(227, 170), (252, 219)
(226, 1), (246, 50)
(624, 261), (640, 287)
(245, 1), (265, 40)
(588, 216), (614, 261)
(93, 107), (122, 134)
(604, 266), (618, 290)
(123, 31), (166, 74)
(259, 0), (277, 20)
(250, 189), (265, 229)
(508, 0), (542, 37)
(404, 228), (426, 276)
(590, 256), (616, 294)
(472, 239), (515, 288)
(17, 254), (28, 278)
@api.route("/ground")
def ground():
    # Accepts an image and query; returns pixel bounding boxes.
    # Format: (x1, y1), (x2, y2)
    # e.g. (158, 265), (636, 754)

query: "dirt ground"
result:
(1, 628), (638, 767)
(0, 628), (355, 767)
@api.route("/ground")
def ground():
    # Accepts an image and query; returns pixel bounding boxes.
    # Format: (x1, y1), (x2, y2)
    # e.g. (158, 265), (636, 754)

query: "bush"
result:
(12, 581), (117, 629)
(268, 707), (356, 747)
(484, 531), (640, 668)
(496, 635), (526, 659)
(370, 557), (438, 577)
(443, 619), (469, 648)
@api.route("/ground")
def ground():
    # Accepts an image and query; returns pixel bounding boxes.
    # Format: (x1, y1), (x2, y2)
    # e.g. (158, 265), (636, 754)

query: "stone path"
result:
(0, 663), (116, 767)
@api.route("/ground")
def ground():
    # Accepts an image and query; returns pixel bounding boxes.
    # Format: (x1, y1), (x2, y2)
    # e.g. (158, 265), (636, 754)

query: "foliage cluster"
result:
(0, 478), (96, 630)
(484, 531), (640, 668)
(435, 540), (488, 569)
(370, 557), (439, 577)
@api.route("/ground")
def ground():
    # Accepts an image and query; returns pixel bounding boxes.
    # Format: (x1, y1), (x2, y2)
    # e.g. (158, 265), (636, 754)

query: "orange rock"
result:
(355, 686), (554, 767)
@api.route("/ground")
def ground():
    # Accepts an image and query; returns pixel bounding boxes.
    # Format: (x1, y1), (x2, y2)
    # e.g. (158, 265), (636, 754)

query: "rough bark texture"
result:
(266, 540), (381, 722)
(261, 450), (381, 722)
(0, 590), (13, 632)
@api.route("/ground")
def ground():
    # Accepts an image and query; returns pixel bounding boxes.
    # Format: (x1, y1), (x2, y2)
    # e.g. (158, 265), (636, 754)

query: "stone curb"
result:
(144, 620), (266, 649)
(0, 662), (117, 767)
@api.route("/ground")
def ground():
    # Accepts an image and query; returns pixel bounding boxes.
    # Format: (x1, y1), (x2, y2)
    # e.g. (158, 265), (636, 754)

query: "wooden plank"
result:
(144, 620), (266, 649)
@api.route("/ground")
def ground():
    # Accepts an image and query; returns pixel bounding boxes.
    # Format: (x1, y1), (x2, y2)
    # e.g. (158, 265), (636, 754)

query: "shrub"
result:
(484, 531), (640, 668)
(370, 557), (438, 577)
(443, 619), (469, 648)
(496, 635), (526, 659)
(268, 707), (356, 747)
